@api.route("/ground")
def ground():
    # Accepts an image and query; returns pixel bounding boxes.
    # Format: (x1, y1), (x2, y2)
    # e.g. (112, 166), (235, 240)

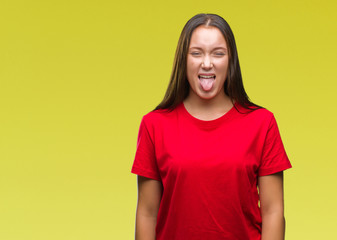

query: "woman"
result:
(131, 13), (292, 240)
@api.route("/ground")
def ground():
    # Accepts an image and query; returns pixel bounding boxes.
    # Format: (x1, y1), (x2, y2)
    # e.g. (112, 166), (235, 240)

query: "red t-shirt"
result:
(131, 101), (292, 240)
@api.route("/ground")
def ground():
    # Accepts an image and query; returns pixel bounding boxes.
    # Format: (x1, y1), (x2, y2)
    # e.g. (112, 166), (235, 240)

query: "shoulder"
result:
(235, 103), (275, 127)
(140, 107), (178, 129)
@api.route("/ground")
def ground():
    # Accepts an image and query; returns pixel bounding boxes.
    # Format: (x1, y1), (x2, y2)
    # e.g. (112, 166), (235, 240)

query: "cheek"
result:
(215, 60), (229, 82)
(216, 62), (229, 77)
(214, 58), (228, 68)
(187, 60), (200, 75)
(187, 60), (200, 71)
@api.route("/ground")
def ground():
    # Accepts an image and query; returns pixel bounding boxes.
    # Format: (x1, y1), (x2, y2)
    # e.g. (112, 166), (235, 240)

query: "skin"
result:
(258, 171), (286, 240)
(135, 176), (162, 240)
(184, 25), (233, 120)
(135, 25), (286, 240)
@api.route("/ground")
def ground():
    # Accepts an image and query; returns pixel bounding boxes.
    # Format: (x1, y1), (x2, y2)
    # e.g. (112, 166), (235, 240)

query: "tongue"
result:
(199, 78), (215, 91)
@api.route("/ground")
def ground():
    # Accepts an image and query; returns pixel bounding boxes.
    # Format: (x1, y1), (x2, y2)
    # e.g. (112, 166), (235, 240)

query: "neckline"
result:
(179, 101), (239, 128)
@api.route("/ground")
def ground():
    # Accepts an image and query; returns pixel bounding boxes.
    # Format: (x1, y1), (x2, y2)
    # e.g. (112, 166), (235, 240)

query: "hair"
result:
(153, 13), (264, 113)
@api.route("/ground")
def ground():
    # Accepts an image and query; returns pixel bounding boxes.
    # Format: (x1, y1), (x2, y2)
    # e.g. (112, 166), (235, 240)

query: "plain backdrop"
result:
(0, 0), (336, 239)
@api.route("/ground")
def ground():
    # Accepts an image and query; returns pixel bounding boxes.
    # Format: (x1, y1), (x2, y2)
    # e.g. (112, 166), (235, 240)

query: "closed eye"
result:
(191, 52), (201, 56)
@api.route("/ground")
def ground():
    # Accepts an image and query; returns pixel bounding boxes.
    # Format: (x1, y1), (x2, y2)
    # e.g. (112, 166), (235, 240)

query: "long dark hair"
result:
(153, 13), (263, 113)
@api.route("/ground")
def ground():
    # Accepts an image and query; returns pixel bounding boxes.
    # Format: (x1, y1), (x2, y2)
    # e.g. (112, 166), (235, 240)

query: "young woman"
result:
(131, 13), (292, 240)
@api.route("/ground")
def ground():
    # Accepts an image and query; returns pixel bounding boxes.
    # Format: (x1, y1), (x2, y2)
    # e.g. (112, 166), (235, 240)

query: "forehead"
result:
(189, 26), (227, 48)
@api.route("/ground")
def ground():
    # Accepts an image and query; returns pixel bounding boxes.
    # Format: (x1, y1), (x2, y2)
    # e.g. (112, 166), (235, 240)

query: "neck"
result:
(183, 90), (233, 112)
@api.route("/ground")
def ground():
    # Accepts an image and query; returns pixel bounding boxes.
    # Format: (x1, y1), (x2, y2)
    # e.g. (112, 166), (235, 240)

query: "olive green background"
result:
(0, 0), (336, 239)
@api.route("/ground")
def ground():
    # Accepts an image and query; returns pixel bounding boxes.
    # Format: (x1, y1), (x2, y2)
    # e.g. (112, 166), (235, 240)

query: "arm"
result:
(135, 175), (163, 240)
(258, 171), (286, 240)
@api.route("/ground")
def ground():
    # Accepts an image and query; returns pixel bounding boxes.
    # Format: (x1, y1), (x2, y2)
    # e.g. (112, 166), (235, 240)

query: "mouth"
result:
(198, 74), (216, 91)
(198, 74), (216, 80)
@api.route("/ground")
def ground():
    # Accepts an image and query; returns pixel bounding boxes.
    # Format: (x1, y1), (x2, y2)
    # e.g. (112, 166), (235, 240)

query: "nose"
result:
(202, 55), (213, 69)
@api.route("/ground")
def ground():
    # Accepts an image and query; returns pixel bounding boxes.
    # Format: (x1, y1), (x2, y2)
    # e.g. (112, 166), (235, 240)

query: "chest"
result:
(153, 122), (263, 185)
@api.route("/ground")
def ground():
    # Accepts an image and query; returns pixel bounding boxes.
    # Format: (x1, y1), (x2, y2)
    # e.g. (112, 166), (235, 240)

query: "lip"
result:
(198, 73), (216, 76)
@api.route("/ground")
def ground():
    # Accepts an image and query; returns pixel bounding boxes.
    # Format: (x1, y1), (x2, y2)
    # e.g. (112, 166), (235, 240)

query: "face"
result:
(186, 25), (229, 101)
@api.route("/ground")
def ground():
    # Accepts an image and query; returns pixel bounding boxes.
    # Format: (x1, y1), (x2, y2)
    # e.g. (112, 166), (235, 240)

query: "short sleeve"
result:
(258, 114), (293, 176)
(130, 116), (161, 181)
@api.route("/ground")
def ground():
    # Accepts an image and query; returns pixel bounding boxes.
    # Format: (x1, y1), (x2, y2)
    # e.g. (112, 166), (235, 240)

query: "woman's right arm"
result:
(135, 175), (163, 240)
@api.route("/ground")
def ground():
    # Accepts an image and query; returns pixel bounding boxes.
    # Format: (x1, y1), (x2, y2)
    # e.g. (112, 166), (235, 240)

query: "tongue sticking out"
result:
(199, 77), (215, 91)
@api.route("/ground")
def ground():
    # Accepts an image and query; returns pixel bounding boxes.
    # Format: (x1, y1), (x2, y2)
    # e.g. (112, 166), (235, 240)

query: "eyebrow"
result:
(189, 47), (227, 51)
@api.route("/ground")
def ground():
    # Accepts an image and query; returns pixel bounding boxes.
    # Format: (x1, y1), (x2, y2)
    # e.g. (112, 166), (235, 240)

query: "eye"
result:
(190, 52), (201, 56)
(214, 52), (225, 56)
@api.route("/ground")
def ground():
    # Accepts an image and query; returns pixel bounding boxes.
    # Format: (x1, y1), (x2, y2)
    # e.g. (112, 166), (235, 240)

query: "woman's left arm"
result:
(258, 171), (286, 240)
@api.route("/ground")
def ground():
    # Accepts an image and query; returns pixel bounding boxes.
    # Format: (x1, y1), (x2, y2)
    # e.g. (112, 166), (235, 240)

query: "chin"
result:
(197, 92), (216, 100)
